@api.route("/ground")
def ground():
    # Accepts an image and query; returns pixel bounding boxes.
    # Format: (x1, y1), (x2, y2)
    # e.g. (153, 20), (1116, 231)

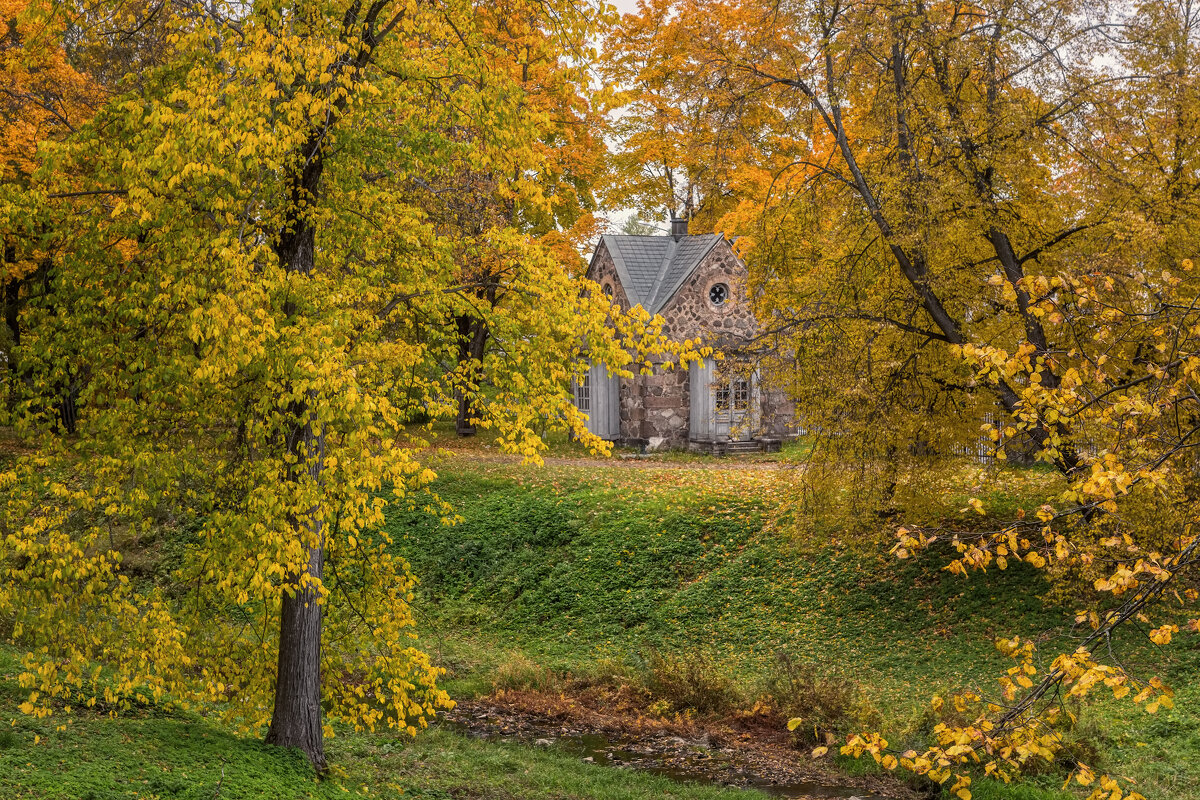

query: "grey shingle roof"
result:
(597, 233), (722, 315)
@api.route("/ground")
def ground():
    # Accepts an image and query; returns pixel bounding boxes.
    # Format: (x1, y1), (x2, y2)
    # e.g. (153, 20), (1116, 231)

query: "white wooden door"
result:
(575, 362), (619, 440)
(690, 359), (755, 442)
(714, 373), (753, 441)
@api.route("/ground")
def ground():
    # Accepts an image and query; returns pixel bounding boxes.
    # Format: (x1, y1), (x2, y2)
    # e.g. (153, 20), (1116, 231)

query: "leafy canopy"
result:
(0, 0), (700, 761)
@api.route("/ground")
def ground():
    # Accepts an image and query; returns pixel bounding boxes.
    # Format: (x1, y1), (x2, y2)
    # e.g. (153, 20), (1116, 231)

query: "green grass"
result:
(0, 646), (775, 800)
(3, 454), (1197, 799)
(386, 460), (1200, 799)
(392, 463), (1065, 718)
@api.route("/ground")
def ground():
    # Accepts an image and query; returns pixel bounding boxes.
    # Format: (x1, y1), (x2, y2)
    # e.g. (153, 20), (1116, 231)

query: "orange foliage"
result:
(0, 0), (98, 180)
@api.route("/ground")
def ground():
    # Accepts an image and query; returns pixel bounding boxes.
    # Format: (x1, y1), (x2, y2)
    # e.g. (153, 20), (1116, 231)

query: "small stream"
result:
(441, 707), (888, 799)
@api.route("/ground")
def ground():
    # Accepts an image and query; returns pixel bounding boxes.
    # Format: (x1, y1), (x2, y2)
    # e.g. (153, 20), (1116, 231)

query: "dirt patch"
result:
(426, 446), (797, 470)
(442, 690), (926, 800)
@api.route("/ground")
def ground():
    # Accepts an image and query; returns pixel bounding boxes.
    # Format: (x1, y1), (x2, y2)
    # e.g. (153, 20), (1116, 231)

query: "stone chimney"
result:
(670, 217), (688, 240)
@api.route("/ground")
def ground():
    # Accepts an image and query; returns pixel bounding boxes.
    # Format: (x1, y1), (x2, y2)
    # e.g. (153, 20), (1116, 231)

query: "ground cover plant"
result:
(389, 458), (1200, 800)
(0, 644), (780, 800)
(2, 448), (1196, 798)
(4, 0), (1200, 797)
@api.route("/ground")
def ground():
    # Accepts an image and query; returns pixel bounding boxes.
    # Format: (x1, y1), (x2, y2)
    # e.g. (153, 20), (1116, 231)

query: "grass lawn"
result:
(0, 648), (778, 800)
(2, 452), (1196, 799)
(387, 457), (1200, 799)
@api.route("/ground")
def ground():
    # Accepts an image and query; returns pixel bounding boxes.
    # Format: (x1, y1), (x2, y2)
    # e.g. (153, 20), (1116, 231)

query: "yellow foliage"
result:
(0, 0), (695, 761)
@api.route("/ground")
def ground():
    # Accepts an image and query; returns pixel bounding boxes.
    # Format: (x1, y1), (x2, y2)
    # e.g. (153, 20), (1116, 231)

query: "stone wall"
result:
(586, 249), (632, 314)
(587, 249), (643, 442)
(656, 244), (757, 344)
(652, 243), (759, 447)
(586, 239), (791, 449)
(760, 388), (797, 439)
(635, 363), (690, 449)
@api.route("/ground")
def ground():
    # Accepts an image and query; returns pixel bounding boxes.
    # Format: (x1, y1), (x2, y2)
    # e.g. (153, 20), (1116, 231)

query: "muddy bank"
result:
(441, 692), (924, 800)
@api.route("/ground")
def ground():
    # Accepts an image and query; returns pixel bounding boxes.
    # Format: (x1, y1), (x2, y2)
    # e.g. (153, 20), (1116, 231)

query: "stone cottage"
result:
(574, 219), (793, 453)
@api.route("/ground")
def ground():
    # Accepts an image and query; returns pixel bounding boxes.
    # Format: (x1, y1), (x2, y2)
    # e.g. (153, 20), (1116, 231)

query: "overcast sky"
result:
(598, 0), (665, 237)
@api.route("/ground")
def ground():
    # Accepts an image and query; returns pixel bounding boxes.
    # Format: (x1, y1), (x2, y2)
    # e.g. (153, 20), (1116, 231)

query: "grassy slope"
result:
(388, 459), (1200, 799)
(2, 453), (1195, 799)
(392, 462), (1064, 713)
(0, 646), (775, 800)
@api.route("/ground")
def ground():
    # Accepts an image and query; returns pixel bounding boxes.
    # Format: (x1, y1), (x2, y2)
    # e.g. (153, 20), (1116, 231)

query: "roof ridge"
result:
(648, 233), (723, 315)
(590, 233), (726, 315)
(644, 236), (679, 314)
(598, 234), (644, 308)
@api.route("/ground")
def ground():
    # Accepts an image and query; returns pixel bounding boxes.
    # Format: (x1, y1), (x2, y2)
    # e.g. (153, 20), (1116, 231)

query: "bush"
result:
(762, 652), (877, 746)
(642, 649), (742, 715)
(491, 651), (564, 694)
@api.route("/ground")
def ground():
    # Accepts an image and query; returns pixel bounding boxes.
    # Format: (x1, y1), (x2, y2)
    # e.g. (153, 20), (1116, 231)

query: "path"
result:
(432, 450), (802, 471)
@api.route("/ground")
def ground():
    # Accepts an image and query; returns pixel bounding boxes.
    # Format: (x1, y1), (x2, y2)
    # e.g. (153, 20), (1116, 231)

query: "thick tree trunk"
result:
(266, 385), (327, 768)
(455, 391), (476, 436)
(267, 121), (328, 770)
(265, 531), (326, 772)
(260, 4), (394, 769)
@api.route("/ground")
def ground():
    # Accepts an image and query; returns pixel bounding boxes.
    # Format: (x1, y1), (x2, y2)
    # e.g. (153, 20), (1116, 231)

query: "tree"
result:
(1, 0), (103, 427)
(0, 0), (694, 772)
(607, 0), (1200, 793)
(604, 0), (1113, 473)
(602, 0), (737, 226)
(620, 215), (659, 235)
(411, 0), (611, 436)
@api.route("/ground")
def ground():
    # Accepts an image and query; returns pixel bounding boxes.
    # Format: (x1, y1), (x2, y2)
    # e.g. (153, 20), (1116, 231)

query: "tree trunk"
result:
(454, 315), (489, 436)
(455, 391), (476, 436)
(265, 525), (326, 773)
(259, 3), (394, 767)
(56, 376), (78, 434)
(266, 384), (327, 769)
(3, 244), (19, 413)
(267, 121), (328, 770)
(3, 274), (18, 413)
(3, 277), (18, 350)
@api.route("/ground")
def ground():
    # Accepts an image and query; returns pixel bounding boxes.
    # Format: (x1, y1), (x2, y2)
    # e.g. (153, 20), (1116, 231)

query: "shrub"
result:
(762, 652), (878, 746)
(642, 649), (742, 715)
(491, 651), (564, 694)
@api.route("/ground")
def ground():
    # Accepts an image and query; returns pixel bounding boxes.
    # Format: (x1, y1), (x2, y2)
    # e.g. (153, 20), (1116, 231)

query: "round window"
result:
(709, 283), (729, 306)
(603, 283), (614, 299)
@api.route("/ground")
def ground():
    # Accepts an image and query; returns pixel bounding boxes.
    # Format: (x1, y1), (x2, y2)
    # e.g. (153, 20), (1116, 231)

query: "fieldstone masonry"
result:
(582, 223), (795, 452)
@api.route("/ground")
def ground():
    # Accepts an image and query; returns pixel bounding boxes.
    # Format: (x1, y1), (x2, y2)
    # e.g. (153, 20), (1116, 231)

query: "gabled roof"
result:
(597, 233), (723, 315)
